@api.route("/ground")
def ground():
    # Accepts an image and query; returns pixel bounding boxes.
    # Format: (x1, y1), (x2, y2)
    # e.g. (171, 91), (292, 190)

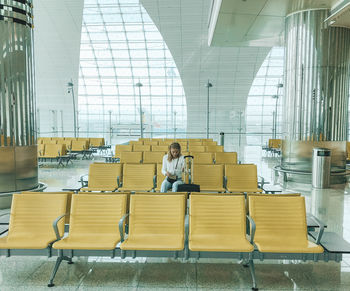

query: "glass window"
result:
(78, 0), (187, 140)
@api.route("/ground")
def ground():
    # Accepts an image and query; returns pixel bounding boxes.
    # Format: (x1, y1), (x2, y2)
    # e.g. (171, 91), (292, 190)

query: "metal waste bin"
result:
(312, 148), (331, 188)
(219, 132), (225, 146)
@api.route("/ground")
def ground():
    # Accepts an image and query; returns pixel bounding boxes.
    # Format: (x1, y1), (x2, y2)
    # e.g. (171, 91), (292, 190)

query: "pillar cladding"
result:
(282, 9), (350, 174)
(0, 0), (38, 192)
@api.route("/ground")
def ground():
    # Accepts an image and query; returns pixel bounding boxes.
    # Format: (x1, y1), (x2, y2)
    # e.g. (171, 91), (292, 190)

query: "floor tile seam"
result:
(77, 258), (98, 289)
(21, 258), (47, 284)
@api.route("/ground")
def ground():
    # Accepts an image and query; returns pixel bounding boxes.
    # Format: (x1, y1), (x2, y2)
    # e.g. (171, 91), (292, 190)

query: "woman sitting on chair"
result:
(161, 142), (185, 192)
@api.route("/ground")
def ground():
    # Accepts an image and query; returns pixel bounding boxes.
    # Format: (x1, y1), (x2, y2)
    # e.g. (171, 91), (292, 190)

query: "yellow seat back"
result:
(207, 145), (224, 152)
(129, 140), (143, 145)
(347, 142), (350, 160)
(191, 152), (214, 164)
(71, 140), (88, 151)
(190, 195), (246, 238)
(202, 141), (217, 146)
(215, 152), (237, 164)
(188, 141), (202, 146)
(69, 194), (127, 237)
(152, 145), (169, 152)
(188, 145), (206, 152)
(46, 139), (58, 144)
(143, 140), (159, 145)
(249, 196), (308, 242)
(44, 144), (64, 158)
(9, 194), (67, 241)
(128, 194), (185, 237)
(87, 163), (122, 189)
(22, 192), (73, 224)
(143, 151), (165, 164)
(115, 145), (133, 158)
(90, 138), (105, 147)
(133, 144), (151, 152)
(122, 164), (155, 190)
(225, 164), (259, 192)
(120, 151), (142, 163)
(192, 164), (224, 190)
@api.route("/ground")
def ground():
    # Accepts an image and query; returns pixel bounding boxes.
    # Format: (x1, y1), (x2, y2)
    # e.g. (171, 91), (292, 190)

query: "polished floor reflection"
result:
(0, 147), (350, 290)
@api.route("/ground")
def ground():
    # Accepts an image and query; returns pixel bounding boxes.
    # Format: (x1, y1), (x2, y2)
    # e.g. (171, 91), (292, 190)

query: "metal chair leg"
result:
(48, 256), (63, 287)
(249, 259), (258, 291)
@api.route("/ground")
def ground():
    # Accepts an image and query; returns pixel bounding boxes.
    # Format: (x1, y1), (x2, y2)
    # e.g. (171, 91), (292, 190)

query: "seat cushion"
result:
(227, 187), (262, 193)
(190, 235), (254, 252)
(53, 235), (120, 250)
(255, 238), (324, 253)
(120, 234), (184, 251)
(118, 186), (153, 191)
(0, 235), (55, 249)
(199, 187), (226, 192)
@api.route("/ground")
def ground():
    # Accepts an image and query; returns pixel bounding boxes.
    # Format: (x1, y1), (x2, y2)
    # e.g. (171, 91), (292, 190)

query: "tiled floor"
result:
(1, 147), (350, 290)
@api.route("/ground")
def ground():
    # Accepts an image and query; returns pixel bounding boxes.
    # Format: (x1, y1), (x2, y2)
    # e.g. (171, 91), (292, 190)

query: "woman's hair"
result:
(167, 142), (181, 162)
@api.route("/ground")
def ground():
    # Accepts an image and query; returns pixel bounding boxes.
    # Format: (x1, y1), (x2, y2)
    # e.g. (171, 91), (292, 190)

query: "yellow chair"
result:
(53, 194), (127, 250)
(188, 145), (206, 152)
(115, 145), (133, 158)
(189, 195), (253, 252)
(249, 196), (323, 253)
(152, 145), (169, 152)
(225, 164), (262, 193)
(80, 163), (122, 192)
(143, 151), (165, 164)
(52, 138), (65, 144)
(202, 141), (217, 146)
(62, 140), (72, 151)
(120, 151), (142, 164)
(43, 144), (65, 158)
(215, 152), (237, 164)
(207, 145), (224, 152)
(118, 164), (156, 192)
(90, 138), (105, 147)
(346, 142), (350, 160)
(192, 164), (225, 192)
(139, 138), (150, 141)
(0, 194), (67, 249)
(129, 140), (143, 145)
(268, 139), (282, 149)
(188, 141), (202, 146)
(46, 139), (58, 144)
(143, 140), (159, 146)
(21, 192), (74, 224)
(191, 152), (214, 164)
(133, 144), (151, 152)
(156, 163), (165, 191)
(120, 194), (185, 250)
(71, 140), (88, 151)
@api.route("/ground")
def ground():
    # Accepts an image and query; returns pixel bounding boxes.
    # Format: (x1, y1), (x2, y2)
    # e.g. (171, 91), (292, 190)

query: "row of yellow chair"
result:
(38, 137), (105, 147)
(115, 151), (237, 165)
(114, 144), (224, 158)
(81, 162), (261, 193)
(38, 144), (67, 158)
(0, 193), (327, 289)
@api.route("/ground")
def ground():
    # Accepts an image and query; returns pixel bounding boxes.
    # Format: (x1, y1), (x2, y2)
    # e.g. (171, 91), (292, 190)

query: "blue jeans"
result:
(160, 178), (184, 192)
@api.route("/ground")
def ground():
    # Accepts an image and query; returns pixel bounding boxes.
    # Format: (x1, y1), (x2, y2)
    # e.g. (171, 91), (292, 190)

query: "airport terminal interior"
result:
(1, 0), (350, 290)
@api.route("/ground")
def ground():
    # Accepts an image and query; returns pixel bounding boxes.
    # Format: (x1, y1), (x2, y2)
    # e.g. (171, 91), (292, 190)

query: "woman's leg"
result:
(160, 178), (172, 193)
(172, 180), (184, 192)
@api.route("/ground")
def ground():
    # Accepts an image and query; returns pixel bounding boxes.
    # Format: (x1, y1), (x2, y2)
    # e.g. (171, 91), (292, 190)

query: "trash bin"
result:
(312, 148), (331, 188)
(219, 132), (224, 146)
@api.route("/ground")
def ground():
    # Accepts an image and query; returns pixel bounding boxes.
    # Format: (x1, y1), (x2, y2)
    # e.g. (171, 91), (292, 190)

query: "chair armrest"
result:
(185, 214), (189, 244)
(119, 213), (129, 243)
(52, 214), (66, 240)
(258, 176), (265, 188)
(307, 214), (325, 244)
(223, 176), (227, 189)
(246, 215), (256, 244)
(80, 174), (88, 187)
(153, 175), (157, 189)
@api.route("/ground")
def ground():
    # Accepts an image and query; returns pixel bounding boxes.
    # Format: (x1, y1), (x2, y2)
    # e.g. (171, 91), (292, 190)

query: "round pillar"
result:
(0, 1), (38, 192)
(282, 8), (350, 176)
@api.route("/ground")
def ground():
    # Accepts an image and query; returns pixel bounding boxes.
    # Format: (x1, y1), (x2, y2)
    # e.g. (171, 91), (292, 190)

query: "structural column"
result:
(0, 0), (38, 192)
(282, 8), (350, 175)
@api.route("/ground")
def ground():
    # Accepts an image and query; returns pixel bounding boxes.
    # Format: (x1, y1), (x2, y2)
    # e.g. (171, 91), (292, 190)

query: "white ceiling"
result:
(141, 0), (270, 134)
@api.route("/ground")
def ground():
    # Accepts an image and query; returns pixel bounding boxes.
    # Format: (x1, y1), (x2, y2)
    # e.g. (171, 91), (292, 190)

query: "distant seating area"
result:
(1, 192), (349, 290)
(37, 137), (110, 164)
(262, 139), (282, 156)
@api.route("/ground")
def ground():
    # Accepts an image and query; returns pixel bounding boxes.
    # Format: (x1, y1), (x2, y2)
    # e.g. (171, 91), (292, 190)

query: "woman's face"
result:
(170, 148), (180, 158)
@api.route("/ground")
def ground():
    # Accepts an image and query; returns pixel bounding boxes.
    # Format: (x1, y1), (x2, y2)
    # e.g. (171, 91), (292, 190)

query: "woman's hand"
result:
(166, 171), (171, 177)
